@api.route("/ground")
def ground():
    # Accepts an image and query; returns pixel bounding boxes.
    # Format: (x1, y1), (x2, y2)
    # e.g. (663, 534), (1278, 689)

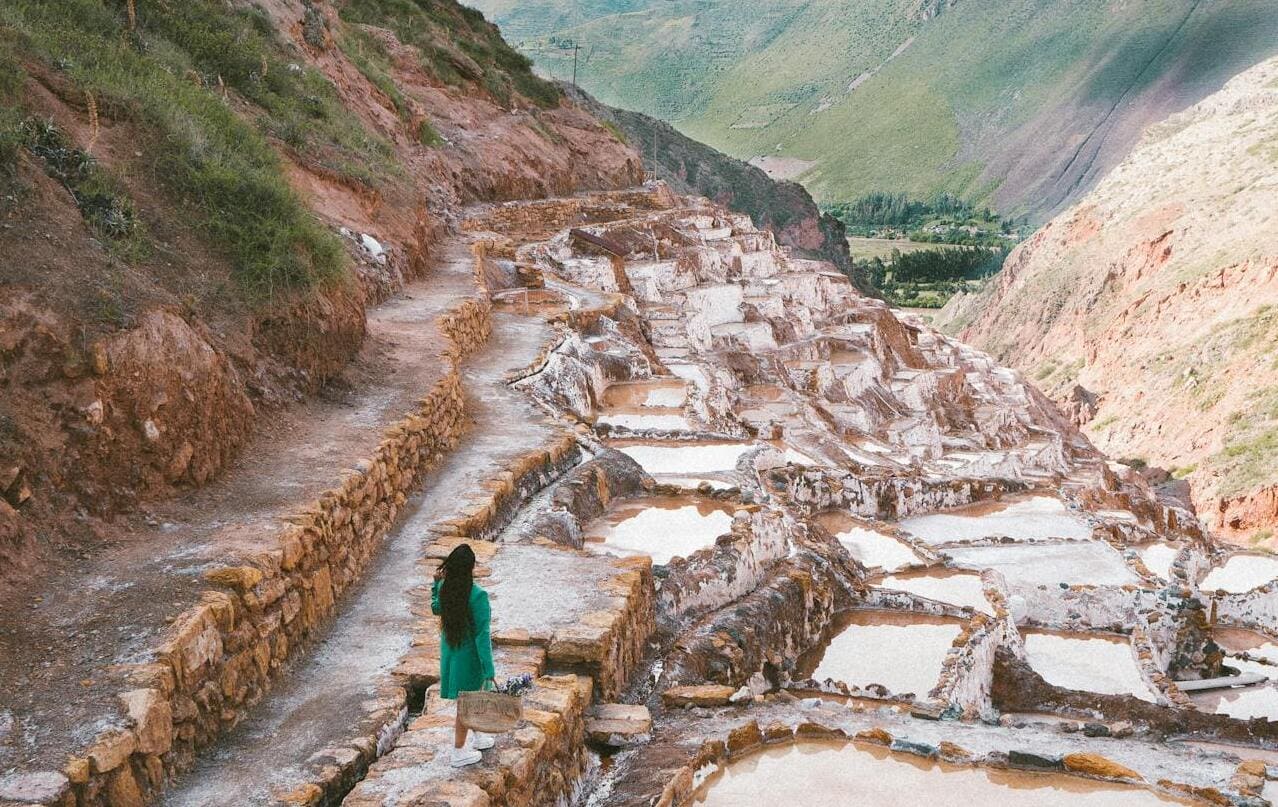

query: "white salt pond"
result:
(945, 541), (1141, 587)
(596, 413), (693, 430)
(814, 513), (920, 572)
(691, 741), (1188, 806)
(898, 496), (1093, 545)
(1023, 631), (1156, 702)
(1139, 543), (1180, 580)
(1200, 553), (1278, 593)
(582, 496), (735, 565)
(1190, 682), (1278, 722)
(878, 570), (992, 614)
(611, 440), (754, 478)
(799, 610), (964, 696)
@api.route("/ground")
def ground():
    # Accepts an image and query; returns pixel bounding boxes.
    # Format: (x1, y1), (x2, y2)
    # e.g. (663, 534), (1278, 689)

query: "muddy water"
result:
(798, 610), (965, 696)
(899, 496), (1093, 545)
(691, 741), (1187, 806)
(815, 513), (920, 572)
(1139, 543), (1180, 580)
(1200, 553), (1278, 593)
(1022, 630), (1156, 702)
(945, 541), (1141, 587)
(877, 569), (992, 613)
(609, 440), (754, 479)
(582, 495), (736, 565)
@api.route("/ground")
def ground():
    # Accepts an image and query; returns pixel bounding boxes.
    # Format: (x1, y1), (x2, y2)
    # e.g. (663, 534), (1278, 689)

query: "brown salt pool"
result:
(797, 610), (965, 697)
(582, 495), (736, 565)
(691, 741), (1188, 806)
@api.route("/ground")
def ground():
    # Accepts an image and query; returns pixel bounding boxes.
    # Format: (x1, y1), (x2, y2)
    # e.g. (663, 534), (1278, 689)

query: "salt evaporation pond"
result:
(1190, 683), (1278, 722)
(898, 496), (1093, 546)
(1200, 553), (1278, 593)
(611, 440), (754, 479)
(1139, 543), (1179, 580)
(582, 496), (735, 565)
(597, 380), (692, 431)
(814, 513), (920, 572)
(945, 541), (1141, 587)
(691, 741), (1187, 806)
(1023, 630), (1156, 702)
(799, 610), (964, 696)
(877, 569), (992, 613)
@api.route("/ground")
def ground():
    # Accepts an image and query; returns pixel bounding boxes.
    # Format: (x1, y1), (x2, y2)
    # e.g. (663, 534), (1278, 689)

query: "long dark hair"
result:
(440, 544), (476, 648)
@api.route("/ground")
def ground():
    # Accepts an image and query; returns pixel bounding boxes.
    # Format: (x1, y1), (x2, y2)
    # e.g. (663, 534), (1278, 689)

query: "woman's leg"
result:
(453, 709), (468, 749)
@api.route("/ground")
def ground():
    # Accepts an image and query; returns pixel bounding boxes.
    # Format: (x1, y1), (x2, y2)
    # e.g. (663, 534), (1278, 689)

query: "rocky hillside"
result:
(936, 56), (1278, 544)
(474, 0), (1278, 219)
(569, 87), (870, 292)
(0, 0), (643, 586)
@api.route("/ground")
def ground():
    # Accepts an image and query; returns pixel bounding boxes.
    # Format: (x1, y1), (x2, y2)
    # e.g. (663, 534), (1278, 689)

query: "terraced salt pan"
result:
(898, 496), (1092, 545)
(1139, 543), (1180, 580)
(1200, 553), (1278, 593)
(691, 742), (1186, 806)
(815, 513), (920, 572)
(597, 380), (693, 430)
(945, 541), (1141, 587)
(611, 440), (754, 478)
(878, 569), (992, 613)
(800, 610), (964, 696)
(1023, 631), (1156, 702)
(583, 496), (735, 565)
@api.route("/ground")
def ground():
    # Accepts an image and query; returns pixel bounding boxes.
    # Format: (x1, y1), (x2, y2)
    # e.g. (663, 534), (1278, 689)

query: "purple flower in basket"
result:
(495, 673), (534, 697)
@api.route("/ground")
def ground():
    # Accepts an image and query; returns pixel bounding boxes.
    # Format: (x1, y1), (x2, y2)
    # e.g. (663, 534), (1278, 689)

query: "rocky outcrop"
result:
(937, 57), (1278, 545)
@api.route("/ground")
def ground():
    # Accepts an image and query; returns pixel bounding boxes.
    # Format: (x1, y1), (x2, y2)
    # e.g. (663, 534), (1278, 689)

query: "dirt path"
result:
(0, 238), (482, 773)
(157, 307), (557, 805)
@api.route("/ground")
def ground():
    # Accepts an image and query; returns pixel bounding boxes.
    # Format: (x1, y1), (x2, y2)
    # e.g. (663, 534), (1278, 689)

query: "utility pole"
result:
(569, 40), (582, 105)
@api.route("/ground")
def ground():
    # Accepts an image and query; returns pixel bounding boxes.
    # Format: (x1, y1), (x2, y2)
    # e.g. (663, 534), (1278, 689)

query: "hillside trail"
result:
(157, 306), (556, 805)
(0, 233), (487, 773)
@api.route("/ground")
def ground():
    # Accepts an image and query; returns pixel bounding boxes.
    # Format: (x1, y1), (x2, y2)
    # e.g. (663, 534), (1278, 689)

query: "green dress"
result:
(431, 580), (495, 699)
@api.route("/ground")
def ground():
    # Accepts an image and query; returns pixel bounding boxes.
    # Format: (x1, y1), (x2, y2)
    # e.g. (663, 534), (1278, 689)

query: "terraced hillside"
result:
(473, 0), (1278, 218)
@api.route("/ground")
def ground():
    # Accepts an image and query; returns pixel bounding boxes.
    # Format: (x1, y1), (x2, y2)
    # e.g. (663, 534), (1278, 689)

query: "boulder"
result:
(1062, 753), (1143, 781)
(661, 685), (736, 708)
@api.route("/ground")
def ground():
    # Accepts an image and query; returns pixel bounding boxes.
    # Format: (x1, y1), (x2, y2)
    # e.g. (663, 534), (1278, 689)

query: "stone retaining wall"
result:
(768, 466), (1021, 520)
(927, 571), (1023, 718)
(656, 508), (793, 626)
(661, 530), (862, 689)
(34, 296), (494, 807)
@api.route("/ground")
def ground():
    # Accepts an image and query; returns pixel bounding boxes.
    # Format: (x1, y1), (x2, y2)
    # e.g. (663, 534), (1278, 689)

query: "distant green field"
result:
(846, 237), (942, 261)
(472, 0), (1278, 220)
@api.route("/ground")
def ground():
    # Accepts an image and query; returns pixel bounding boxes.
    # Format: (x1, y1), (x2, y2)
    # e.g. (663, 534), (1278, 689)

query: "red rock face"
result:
(936, 57), (1278, 546)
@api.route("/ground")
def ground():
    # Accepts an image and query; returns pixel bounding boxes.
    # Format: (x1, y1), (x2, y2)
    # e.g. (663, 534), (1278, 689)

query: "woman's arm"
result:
(472, 589), (496, 680)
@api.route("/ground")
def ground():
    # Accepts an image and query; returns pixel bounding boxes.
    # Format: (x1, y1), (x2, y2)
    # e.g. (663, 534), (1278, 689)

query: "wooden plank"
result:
(1175, 673), (1268, 692)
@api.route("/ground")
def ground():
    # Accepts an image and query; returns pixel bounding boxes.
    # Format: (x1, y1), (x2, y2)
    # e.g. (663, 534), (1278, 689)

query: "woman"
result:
(431, 543), (496, 767)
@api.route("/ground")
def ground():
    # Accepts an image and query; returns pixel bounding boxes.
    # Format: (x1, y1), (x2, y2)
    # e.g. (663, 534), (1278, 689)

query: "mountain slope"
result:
(935, 56), (1278, 544)
(472, 0), (1278, 219)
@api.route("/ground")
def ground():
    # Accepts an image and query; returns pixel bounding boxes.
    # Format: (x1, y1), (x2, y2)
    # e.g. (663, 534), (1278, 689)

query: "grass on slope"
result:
(0, 0), (388, 301)
(338, 0), (560, 108)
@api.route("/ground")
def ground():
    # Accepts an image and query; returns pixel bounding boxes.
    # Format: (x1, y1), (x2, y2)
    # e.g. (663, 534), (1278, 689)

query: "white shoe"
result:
(471, 731), (495, 750)
(450, 747), (483, 767)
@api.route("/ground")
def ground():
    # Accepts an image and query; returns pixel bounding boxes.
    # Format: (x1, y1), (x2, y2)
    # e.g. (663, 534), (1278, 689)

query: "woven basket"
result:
(458, 690), (523, 733)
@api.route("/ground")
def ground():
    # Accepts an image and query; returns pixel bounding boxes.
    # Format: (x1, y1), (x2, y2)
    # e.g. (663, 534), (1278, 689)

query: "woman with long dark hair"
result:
(431, 543), (496, 767)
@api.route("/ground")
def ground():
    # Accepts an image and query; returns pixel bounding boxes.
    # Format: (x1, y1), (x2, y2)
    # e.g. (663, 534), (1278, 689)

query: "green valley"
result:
(470, 0), (1278, 220)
